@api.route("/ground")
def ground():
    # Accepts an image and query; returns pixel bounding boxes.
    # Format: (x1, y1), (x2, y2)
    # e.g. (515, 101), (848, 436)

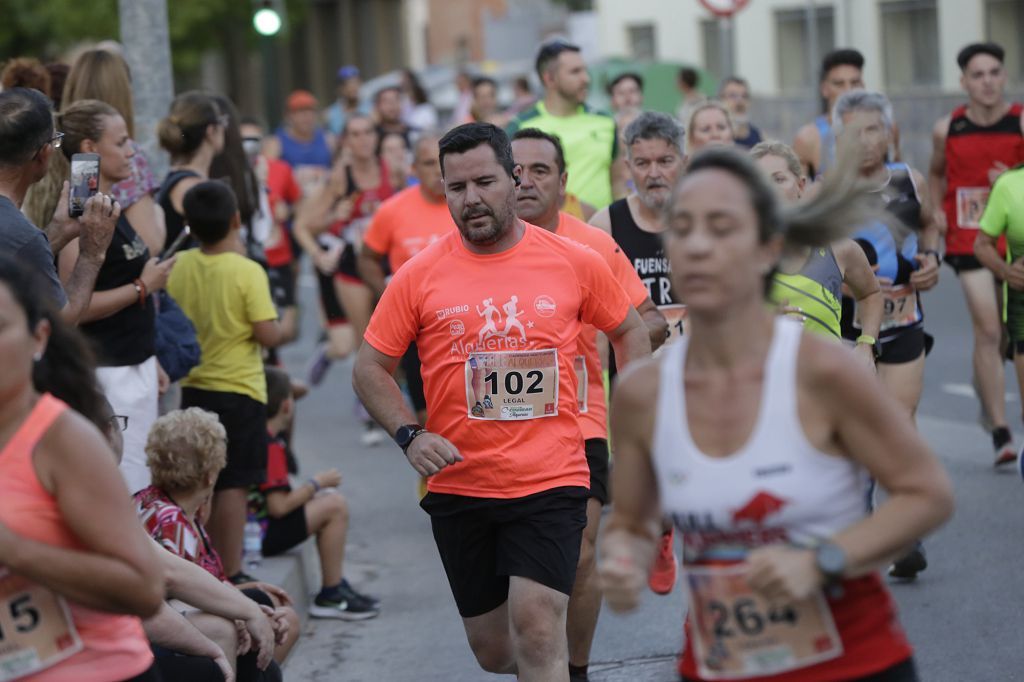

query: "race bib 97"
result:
(0, 569), (82, 682)
(956, 187), (990, 229)
(684, 564), (842, 680)
(465, 349), (559, 420)
(854, 284), (919, 332)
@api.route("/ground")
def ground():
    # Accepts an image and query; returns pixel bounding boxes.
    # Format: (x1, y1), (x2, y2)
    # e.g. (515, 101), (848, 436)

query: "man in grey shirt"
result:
(0, 87), (117, 323)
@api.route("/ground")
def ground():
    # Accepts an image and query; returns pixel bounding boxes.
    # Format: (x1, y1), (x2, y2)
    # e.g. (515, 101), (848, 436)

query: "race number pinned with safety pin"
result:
(465, 350), (559, 420)
(684, 563), (842, 679)
(0, 568), (82, 682)
(957, 187), (990, 229)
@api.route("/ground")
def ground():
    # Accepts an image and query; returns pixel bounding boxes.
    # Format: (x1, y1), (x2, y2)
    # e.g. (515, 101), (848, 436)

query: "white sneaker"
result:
(360, 422), (386, 447)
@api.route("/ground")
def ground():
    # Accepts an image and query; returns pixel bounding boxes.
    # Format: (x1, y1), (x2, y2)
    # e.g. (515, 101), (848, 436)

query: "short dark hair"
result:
(608, 72), (644, 96)
(957, 42), (1005, 71)
(820, 48), (864, 82)
(438, 122), (515, 179)
(0, 88), (54, 168)
(535, 39), (581, 81)
(514, 76), (531, 93)
(183, 180), (238, 244)
(472, 76), (497, 92)
(511, 128), (565, 175)
(265, 366), (293, 418)
(374, 86), (402, 104)
(678, 67), (699, 89)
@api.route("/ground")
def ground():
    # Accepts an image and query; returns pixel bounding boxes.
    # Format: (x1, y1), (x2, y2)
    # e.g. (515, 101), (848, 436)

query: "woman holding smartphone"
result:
(56, 99), (176, 495)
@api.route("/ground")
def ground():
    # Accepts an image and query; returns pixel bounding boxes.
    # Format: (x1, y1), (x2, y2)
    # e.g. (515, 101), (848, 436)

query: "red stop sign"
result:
(697, 0), (750, 18)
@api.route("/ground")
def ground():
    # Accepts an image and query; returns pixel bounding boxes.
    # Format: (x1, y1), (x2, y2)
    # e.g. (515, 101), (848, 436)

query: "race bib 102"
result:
(684, 563), (842, 680)
(465, 349), (559, 420)
(0, 568), (82, 682)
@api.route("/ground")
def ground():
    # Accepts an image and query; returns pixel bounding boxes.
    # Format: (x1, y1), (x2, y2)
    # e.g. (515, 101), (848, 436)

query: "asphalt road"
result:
(279, 264), (1024, 681)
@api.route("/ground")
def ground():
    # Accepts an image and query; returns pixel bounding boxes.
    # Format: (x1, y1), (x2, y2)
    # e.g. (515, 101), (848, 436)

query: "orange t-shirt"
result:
(0, 394), (153, 682)
(555, 212), (649, 440)
(362, 185), (456, 272)
(364, 222), (632, 498)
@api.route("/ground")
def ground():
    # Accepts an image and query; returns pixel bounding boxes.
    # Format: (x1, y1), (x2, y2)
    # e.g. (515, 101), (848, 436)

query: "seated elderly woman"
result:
(134, 408), (301, 664)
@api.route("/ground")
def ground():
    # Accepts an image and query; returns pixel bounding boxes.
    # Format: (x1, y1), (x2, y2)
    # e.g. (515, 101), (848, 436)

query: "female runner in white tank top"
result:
(598, 147), (953, 682)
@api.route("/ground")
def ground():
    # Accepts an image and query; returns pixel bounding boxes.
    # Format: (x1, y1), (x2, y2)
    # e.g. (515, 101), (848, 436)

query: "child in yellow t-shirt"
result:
(167, 180), (282, 582)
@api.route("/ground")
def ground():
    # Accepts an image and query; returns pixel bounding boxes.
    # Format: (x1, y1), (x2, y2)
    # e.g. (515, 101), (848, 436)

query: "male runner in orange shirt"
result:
(511, 127), (665, 682)
(359, 134), (453, 423)
(353, 123), (651, 679)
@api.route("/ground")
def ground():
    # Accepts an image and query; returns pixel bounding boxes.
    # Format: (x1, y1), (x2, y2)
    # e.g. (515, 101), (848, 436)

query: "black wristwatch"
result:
(815, 541), (847, 584)
(394, 424), (426, 453)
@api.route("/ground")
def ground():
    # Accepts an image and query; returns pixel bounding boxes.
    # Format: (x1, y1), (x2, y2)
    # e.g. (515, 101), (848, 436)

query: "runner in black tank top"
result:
(609, 199), (677, 308)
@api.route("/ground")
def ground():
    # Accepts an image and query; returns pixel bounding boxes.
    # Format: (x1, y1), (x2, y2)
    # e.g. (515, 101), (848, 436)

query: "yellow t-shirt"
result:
(167, 250), (277, 403)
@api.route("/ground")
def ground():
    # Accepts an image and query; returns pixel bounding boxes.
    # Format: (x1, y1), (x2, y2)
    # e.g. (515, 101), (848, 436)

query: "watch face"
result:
(817, 543), (846, 576)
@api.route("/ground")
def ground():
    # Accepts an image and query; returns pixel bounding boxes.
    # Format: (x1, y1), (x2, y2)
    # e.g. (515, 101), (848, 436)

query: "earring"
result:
(33, 352), (42, 362)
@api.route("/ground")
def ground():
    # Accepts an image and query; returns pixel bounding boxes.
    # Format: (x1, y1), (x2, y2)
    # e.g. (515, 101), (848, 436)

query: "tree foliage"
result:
(0, 0), (305, 78)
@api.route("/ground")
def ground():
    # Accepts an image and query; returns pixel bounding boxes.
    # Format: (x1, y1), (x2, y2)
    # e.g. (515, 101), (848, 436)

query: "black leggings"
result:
(154, 655), (225, 681)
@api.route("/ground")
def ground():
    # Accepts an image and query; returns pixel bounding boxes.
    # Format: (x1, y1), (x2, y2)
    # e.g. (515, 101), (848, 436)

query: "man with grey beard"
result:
(591, 111), (685, 318)
(590, 111), (687, 599)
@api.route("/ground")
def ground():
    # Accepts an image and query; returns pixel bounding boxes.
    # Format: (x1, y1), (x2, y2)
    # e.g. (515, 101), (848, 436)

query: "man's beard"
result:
(637, 184), (669, 212)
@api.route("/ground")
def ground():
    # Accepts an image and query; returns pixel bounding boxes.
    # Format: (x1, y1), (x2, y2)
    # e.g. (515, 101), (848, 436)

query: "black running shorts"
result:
(943, 254), (983, 274)
(877, 328), (933, 365)
(420, 486), (588, 618)
(262, 505), (310, 557)
(180, 388), (268, 490)
(585, 438), (610, 505)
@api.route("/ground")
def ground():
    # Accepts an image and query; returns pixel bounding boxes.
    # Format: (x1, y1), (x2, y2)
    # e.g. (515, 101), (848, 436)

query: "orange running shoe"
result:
(648, 528), (678, 595)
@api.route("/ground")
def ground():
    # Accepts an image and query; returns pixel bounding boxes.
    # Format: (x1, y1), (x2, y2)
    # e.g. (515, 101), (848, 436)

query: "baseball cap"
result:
(286, 90), (318, 111)
(336, 65), (360, 82)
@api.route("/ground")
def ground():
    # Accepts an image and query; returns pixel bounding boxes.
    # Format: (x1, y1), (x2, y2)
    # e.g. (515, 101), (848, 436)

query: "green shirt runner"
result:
(979, 165), (1024, 341)
(507, 101), (617, 210)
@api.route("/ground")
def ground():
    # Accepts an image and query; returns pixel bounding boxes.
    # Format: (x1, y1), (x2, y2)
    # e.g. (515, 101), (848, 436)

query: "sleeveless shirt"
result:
(652, 319), (913, 681)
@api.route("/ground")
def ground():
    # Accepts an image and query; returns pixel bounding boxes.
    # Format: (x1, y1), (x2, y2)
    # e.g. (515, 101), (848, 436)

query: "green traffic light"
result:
(253, 8), (282, 36)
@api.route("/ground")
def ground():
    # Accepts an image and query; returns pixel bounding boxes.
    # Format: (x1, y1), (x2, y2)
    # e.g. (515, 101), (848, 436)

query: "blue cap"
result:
(336, 65), (360, 82)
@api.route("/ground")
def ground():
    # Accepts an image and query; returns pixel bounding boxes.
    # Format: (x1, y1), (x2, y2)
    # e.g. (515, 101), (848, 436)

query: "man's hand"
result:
(1005, 259), (1024, 291)
(156, 362), (170, 395)
(77, 193), (120, 261)
(909, 253), (940, 291)
(405, 432), (463, 477)
(44, 181), (81, 254)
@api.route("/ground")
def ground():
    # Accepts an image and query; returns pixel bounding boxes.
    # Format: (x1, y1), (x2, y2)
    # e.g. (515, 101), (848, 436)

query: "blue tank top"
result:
(845, 163), (923, 339)
(814, 115), (835, 178)
(276, 128), (332, 170)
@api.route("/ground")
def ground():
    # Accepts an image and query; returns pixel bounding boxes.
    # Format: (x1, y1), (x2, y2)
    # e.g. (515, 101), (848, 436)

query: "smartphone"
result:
(69, 153), (100, 218)
(160, 226), (191, 262)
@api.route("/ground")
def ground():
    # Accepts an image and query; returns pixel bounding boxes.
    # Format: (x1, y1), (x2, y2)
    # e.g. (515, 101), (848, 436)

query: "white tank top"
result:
(652, 317), (869, 564)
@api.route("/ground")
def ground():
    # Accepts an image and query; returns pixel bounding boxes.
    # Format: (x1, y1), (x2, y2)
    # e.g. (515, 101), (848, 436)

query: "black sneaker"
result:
(340, 579), (379, 608)
(310, 595), (379, 621)
(888, 545), (927, 581)
(993, 427), (1016, 467)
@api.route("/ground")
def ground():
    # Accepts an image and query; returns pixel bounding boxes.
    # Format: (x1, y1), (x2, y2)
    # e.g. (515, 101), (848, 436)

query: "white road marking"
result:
(941, 383), (1018, 402)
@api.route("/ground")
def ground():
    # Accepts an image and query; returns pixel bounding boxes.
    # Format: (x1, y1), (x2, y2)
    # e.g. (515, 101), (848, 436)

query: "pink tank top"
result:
(0, 393), (152, 681)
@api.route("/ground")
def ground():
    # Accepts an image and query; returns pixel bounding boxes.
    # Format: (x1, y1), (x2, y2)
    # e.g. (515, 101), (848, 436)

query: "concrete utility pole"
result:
(118, 0), (174, 179)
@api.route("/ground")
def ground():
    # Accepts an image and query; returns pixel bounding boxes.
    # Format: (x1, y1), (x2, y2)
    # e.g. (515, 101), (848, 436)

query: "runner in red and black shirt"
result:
(928, 42), (1024, 466)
